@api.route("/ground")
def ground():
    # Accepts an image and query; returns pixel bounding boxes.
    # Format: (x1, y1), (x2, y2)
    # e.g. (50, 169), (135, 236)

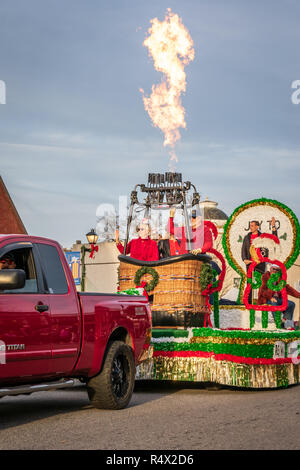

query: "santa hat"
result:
(251, 233), (281, 258)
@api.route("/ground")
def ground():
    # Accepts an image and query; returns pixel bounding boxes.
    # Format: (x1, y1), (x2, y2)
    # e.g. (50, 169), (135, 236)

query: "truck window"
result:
(1, 247), (38, 294)
(36, 244), (69, 294)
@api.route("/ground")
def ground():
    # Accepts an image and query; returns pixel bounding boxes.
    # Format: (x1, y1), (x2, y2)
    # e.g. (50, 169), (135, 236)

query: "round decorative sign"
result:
(222, 198), (300, 304)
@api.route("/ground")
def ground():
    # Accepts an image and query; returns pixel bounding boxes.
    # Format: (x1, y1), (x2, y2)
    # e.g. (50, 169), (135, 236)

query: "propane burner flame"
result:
(141, 8), (195, 171)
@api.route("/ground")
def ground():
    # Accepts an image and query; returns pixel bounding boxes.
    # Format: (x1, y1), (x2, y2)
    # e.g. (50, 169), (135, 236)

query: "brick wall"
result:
(0, 177), (27, 234)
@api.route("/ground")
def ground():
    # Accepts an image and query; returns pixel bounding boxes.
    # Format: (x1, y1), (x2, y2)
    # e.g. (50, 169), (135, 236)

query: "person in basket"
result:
(258, 264), (300, 328)
(115, 221), (159, 261)
(166, 208), (213, 254)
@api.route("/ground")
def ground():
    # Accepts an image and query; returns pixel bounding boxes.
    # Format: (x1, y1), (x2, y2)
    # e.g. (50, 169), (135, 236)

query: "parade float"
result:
(114, 10), (300, 389)
(117, 173), (300, 389)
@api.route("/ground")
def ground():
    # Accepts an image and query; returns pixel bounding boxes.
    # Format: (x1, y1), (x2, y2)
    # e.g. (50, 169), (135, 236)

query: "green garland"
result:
(191, 327), (300, 340)
(262, 311), (269, 329)
(199, 262), (214, 291)
(213, 291), (220, 328)
(212, 268), (219, 289)
(248, 271), (262, 289)
(275, 311), (282, 329)
(134, 266), (159, 293)
(250, 309), (256, 329)
(152, 341), (300, 359)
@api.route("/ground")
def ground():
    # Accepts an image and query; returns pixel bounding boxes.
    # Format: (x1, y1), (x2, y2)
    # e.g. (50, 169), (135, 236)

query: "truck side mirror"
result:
(0, 269), (26, 290)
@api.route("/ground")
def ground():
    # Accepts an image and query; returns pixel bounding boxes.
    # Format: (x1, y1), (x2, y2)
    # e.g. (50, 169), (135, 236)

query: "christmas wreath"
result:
(134, 266), (159, 293)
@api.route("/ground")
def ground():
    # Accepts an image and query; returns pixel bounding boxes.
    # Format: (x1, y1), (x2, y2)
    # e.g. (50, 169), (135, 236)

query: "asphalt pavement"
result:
(0, 380), (299, 450)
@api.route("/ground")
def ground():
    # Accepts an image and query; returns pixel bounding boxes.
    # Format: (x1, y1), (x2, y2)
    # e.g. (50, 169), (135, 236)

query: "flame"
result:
(141, 9), (194, 171)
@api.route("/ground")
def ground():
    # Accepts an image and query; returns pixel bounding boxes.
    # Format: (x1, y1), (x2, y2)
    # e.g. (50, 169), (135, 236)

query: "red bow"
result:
(136, 281), (149, 300)
(89, 244), (99, 258)
(202, 283), (213, 328)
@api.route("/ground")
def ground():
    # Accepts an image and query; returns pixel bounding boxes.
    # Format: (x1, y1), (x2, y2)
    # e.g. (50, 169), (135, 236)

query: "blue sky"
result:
(0, 0), (299, 247)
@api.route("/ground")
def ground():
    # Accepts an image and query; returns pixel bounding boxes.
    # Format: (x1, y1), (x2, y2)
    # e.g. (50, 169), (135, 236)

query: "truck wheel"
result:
(87, 341), (136, 410)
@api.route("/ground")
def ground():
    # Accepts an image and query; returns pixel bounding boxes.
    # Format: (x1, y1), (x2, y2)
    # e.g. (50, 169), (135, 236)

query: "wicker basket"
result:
(119, 256), (208, 315)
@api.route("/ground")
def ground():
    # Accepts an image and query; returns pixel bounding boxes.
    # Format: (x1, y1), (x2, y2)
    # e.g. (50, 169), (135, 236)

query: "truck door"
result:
(34, 242), (81, 375)
(0, 243), (52, 380)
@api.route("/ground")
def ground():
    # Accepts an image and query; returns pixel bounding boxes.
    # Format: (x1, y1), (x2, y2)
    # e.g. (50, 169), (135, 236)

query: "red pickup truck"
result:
(0, 235), (152, 409)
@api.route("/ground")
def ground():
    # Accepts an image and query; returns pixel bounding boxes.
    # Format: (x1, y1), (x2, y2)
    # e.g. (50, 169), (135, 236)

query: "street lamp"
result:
(86, 228), (98, 245)
(81, 228), (99, 292)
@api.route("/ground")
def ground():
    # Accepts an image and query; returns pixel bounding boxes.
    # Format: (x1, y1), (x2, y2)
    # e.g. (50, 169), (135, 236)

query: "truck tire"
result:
(87, 341), (136, 410)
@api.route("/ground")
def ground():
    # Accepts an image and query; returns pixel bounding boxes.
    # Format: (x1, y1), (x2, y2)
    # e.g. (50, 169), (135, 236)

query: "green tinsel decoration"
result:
(276, 364), (289, 388)
(213, 291), (220, 328)
(152, 329), (189, 339)
(147, 356), (299, 388)
(250, 309), (256, 329)
(248, 271), (263, 289)
(262, 311), (269, 329)
(212, 268), (219, 289)
(275, 311), (282, 329)
(153, 341), (277, 359)
(191, 327), (300, 340)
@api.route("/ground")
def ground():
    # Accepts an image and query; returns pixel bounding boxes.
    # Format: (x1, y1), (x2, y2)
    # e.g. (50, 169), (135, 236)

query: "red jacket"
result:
(258, 271), (300, 304)
(117, 237), (159, 261)
(167, 217), (213, 254)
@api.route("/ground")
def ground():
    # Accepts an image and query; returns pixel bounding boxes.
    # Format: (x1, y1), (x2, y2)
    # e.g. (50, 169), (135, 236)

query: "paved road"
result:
(0, 381), (299, 450)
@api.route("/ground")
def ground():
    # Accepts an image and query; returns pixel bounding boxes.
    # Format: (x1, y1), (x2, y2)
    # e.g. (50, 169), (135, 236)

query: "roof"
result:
(200, 197), (228, 221)
(202, 206), (228, 220)
(0, 176), (27, 234)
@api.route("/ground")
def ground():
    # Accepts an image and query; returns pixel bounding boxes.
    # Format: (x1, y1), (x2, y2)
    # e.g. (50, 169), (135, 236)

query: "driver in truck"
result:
(0, 253), (16, 270)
